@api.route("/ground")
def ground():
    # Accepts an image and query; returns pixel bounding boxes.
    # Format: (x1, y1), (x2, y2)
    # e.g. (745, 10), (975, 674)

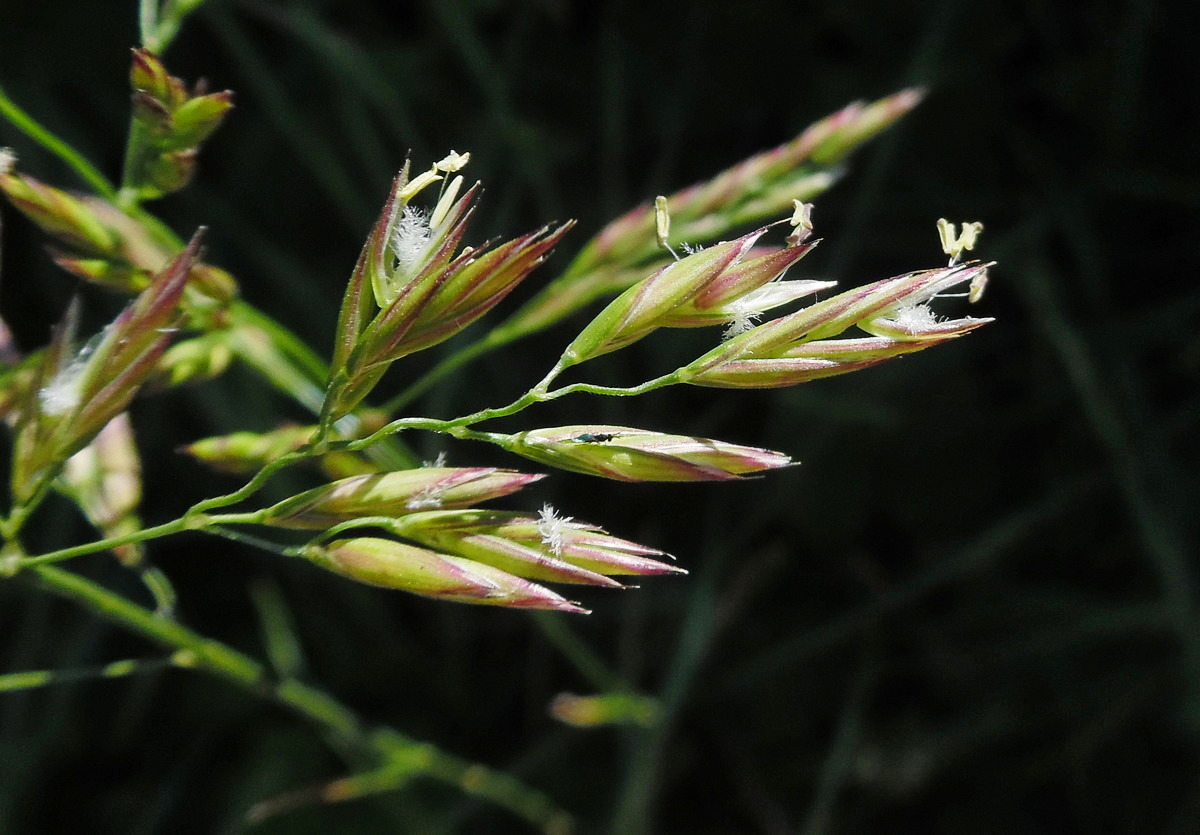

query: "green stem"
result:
(327, 415), (480, 456)
(2, 462), (71, 543)
(29, 563), (365, 749)
(382, 328), (512, 414)
(143, 0), (210, 55)
(303, 516), (408, 547)
(341, 362), (677, 460)
(543, 372), (681, 400)
(444, 390), (546, 428)
(0, 83), (119, 200)
(198, 522), (294, 557)
(28, 563), (570, 829)
(435, 360), (566, 429)
(128, 200), (193, 255)
(187, 449), (314, 515)
(138, 0), (159, 48)
(0, 656), (173, 692)
(531, 611), (627, 692)
(13, 420), (426, 572)
(32, 564), (263, 682)
(136, 564), (178, 615)
(224, 311), (328, 414)
(117, 110), (152, 211)
(231, 300), (330, 382)
(17, 511), (263, 569)
(326, 393), (541, 458)
(18, 519), (185, 566)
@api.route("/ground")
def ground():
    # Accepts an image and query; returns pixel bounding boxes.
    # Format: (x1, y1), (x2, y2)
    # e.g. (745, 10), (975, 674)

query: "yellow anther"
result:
(789, 199), (813, 232)
(787, 200), (814, 245)
(398, 169), (442, 202)
(937, 218), (984, 265)
(654, 195), (679, 260)
(654, 196), (671, 247)
(434, 150), (471, 173)
(430, 175), (464, 228)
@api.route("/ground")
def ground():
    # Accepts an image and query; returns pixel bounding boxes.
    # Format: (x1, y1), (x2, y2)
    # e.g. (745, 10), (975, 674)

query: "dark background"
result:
(2, 0), (1198, 832)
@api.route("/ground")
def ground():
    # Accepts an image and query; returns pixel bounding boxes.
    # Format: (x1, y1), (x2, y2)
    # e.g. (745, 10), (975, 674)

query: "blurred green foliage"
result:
(1, 0), (1197, 832)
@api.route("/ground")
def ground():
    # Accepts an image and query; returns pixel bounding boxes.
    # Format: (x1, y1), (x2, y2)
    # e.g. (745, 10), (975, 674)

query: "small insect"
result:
(572, 432), (615, 443)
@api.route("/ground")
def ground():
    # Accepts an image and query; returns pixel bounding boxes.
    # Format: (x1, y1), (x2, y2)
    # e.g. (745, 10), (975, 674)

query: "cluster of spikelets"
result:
(260, 467), (685, 614)
(0, 50), (991, 612)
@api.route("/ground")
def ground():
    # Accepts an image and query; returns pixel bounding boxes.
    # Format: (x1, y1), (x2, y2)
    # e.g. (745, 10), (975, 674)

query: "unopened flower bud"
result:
(168, 92), (235, 149)
(661, 242), (823, 327)
(182, 425), (315, 473)
(807, 88), (925, 164)
(186, 263), (239, 304)
(561, 229), (764, 365)
(146, 148), (199, 195)
(263, 467), (545, 529)
(858, 303), (991, 341)
(407, 524), (623, 587)
(549, 692), (658, 728)
(11, 237), (199, 501)
(390, 508), (683, 586)
(327, 163), (569, 419)
(49, 254), (146, 292)
(44, 197), (237, 302)
(126, 50), (233, 199)
(499, 425), (791, 482)
(685, 261), (992, 377)
(687, 333), (969, 388)
(0, 356), (38, 421)
(681, 261), (993, 388)
(130, 49), (174, 103)
(305, 537), (587, 612)
(0, 173), (119, 254)
(131, 91), (173, 135)
(148, 332), (234, 390)
(503, 90), (922, 340)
